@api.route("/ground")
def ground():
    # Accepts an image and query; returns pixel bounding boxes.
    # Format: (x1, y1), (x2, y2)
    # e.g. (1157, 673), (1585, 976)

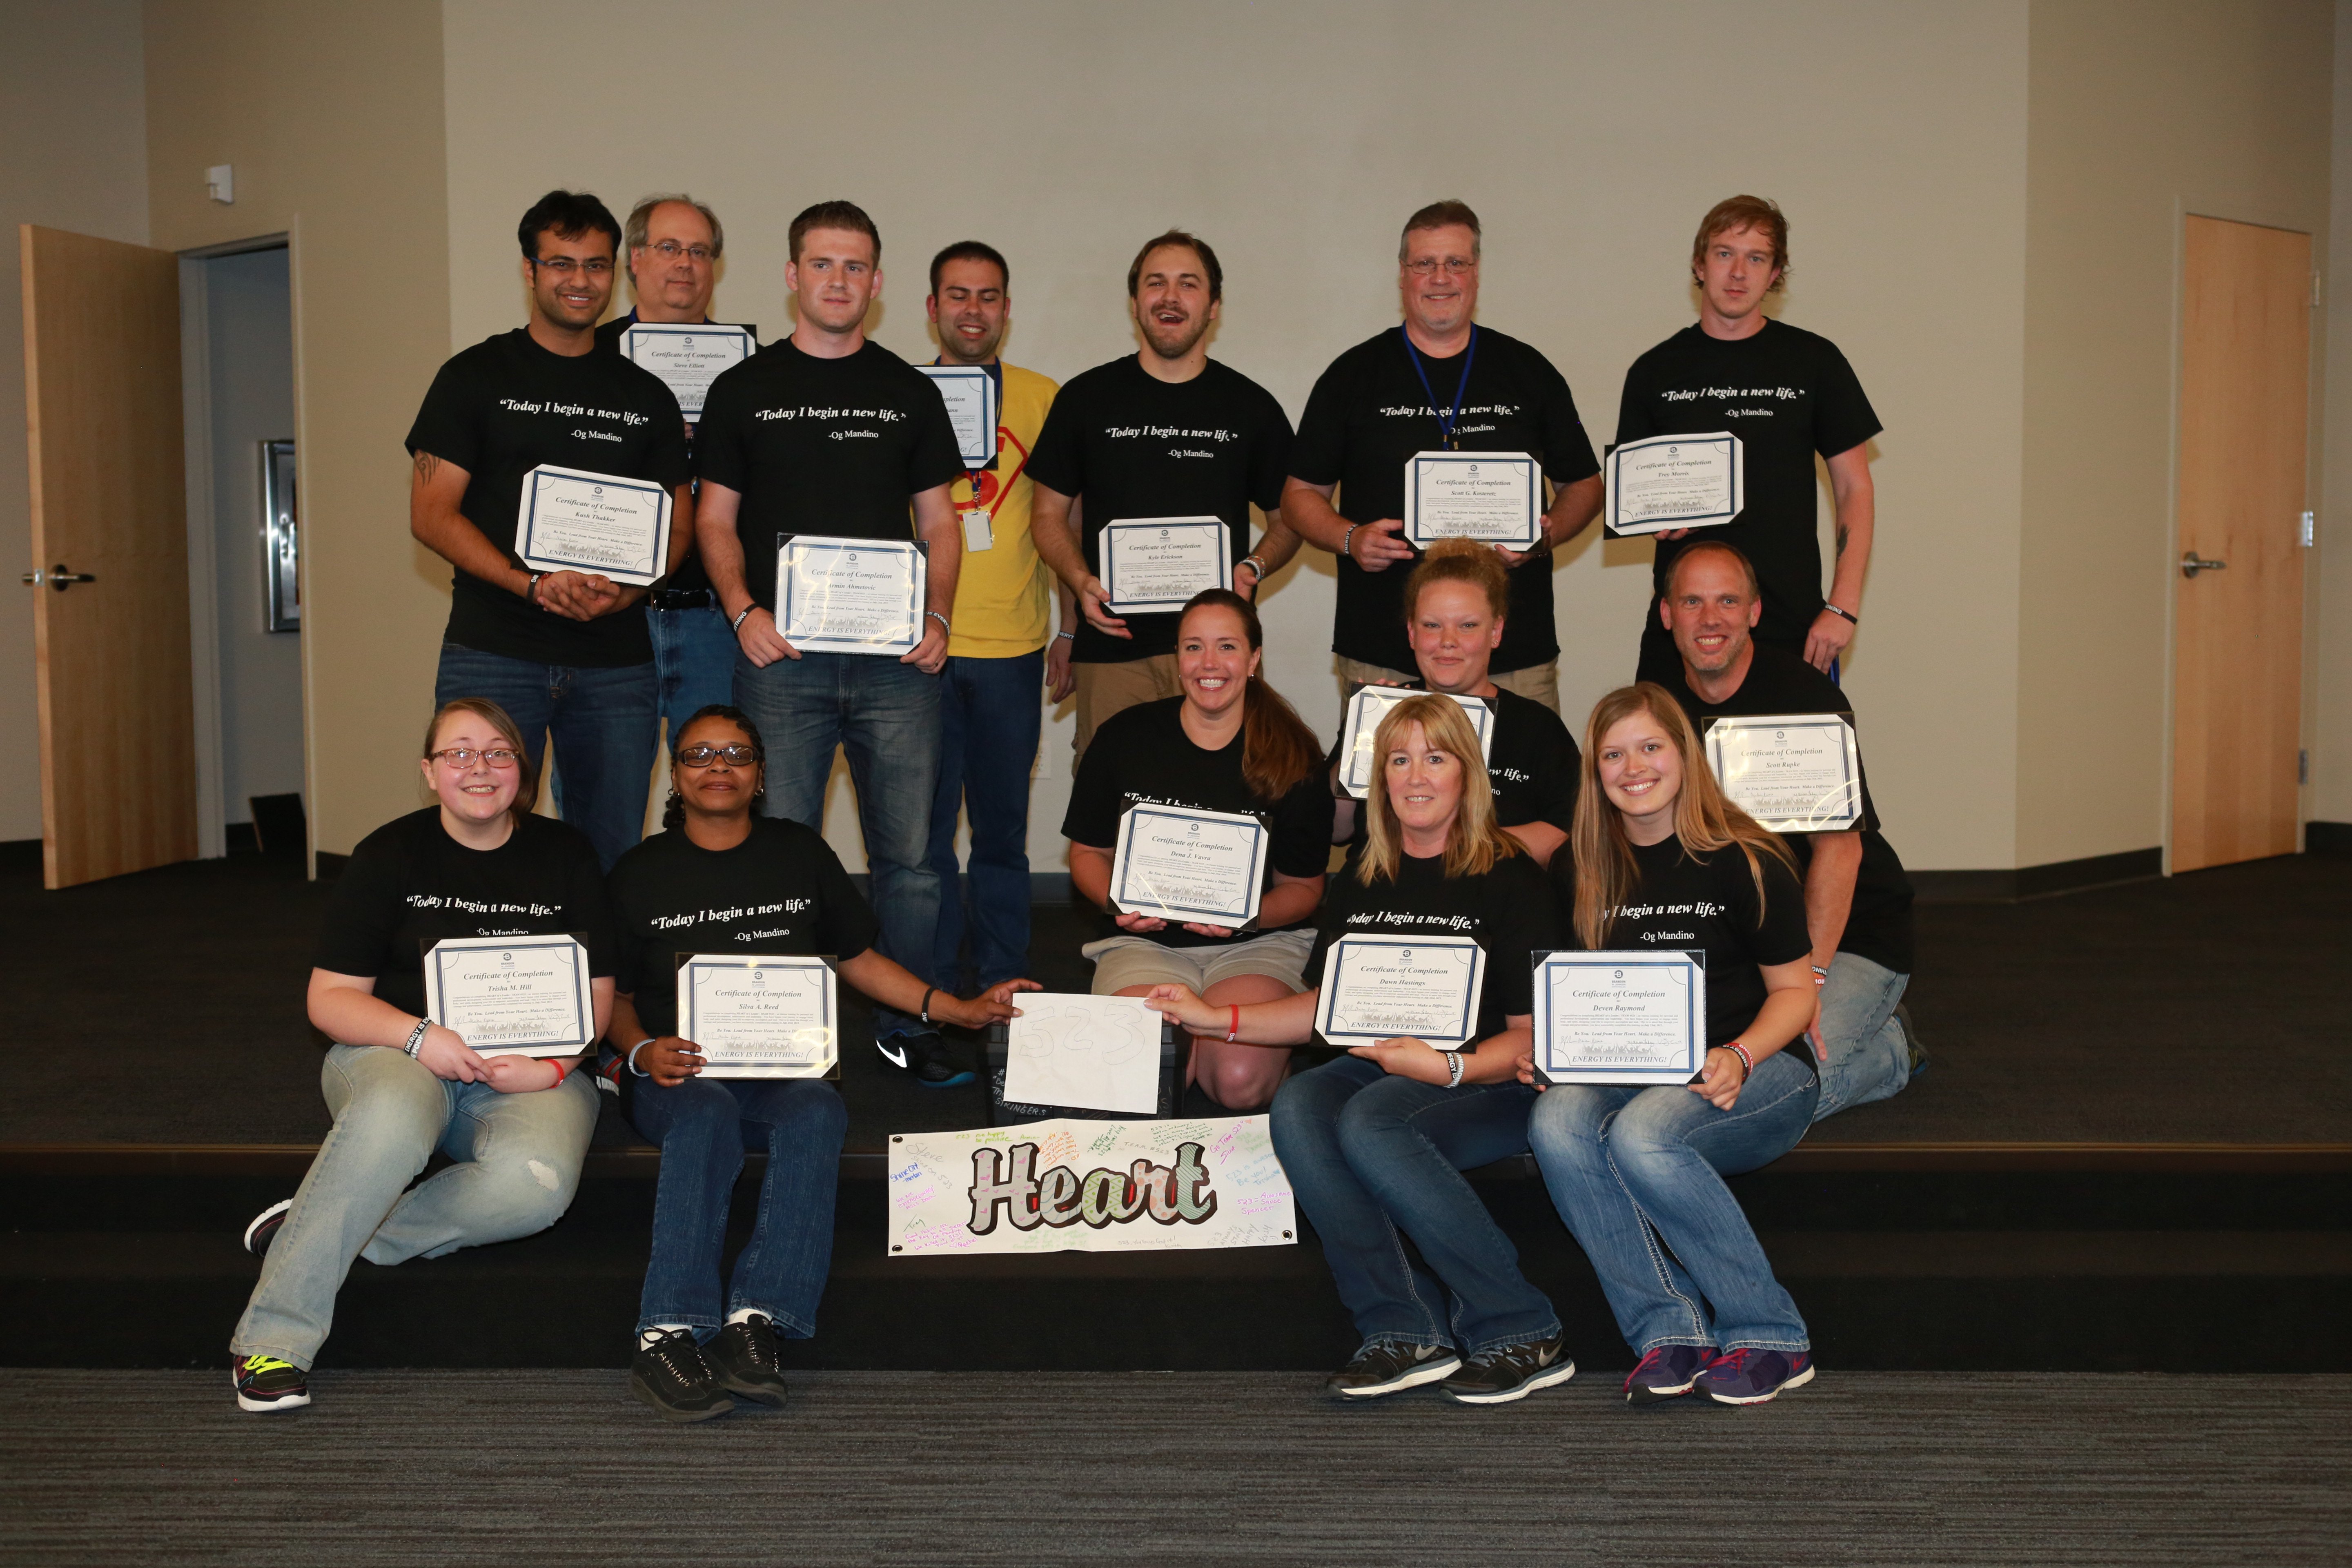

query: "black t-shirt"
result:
(1061, 697), (1335, 949)
(1653, 644), (1915, 974)
(1332, 686), (1581, 846)
(404, 329), (690, 666)
(606, 817), (878, 1038)
(592, 311), (761, 598)
(1549, 831), (1812, 1059)
(1616, 320), (1880, 655)
(1291, 327), (1601, 673)
(694, 339), (966, 610)
(311, 808), (619, 1024)
(1309, 849), (1558, 1048)
(1025, 357), (1294, 663)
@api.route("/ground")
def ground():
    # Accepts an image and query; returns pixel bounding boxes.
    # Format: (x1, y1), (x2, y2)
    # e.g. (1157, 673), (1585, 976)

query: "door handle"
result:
(20, 564), (96, 590)
(2180, 551), (2227, 579)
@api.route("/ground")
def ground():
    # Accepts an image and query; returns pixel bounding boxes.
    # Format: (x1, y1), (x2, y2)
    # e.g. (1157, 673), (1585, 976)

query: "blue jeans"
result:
(1813, 952), (1912, 1122)
(434, 640), (657, 871)
(231, 1044), (600, 1369)
(926, 650), (1042, 990)
(1269, 1054), (1557, 1356)
(649, 603), (739, 739)
(1528, 1051), (1818, 1356)
(625, 1074), (847, 1338)
(734, 650), (941, 1040)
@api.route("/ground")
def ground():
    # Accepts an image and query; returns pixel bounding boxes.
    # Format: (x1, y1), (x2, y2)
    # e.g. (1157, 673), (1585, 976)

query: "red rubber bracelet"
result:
(1227, 1004), (1241, 1043)
(548, 1058), (570, 1086)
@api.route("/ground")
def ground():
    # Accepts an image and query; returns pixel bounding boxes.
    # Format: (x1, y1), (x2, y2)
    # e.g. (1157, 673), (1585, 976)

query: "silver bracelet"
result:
(404, 1019), (430, 1059)
(926, 610), (952, 635)
(1053, 629), (1076, 641)
(1341, 523), (1361, 560)
(1443, 1050), (1464, 1088)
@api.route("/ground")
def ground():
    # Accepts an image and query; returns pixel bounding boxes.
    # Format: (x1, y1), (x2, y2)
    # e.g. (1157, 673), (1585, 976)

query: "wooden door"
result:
(2172, 216), (2309, 873)
(20, 225), (198, 889)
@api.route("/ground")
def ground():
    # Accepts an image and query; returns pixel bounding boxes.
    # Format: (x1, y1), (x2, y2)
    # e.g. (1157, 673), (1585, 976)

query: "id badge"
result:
(961, 508), (995, 552)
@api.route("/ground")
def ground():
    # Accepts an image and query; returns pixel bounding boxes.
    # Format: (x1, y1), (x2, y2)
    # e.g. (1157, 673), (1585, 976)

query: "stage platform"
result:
(2, 844), (2346, 1373)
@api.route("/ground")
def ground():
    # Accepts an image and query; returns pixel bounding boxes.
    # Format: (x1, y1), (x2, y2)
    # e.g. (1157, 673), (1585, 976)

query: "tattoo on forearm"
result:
(414, 451), (441, 484)
(1835, 522), (1850, 557)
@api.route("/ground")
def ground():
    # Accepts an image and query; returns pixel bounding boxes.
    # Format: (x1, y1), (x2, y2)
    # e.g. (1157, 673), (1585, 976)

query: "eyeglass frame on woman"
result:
(678, 743), (761, 767)
(430, 747), (523, 769)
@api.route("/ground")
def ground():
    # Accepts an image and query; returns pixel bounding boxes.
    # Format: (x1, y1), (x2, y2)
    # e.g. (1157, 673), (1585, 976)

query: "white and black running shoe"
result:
(1441, 1331), (1577, 1405)
(233, 1355), (309, 1412)
(1324, 1341), (1462, 1399)
(242, 1199), (293, 1259)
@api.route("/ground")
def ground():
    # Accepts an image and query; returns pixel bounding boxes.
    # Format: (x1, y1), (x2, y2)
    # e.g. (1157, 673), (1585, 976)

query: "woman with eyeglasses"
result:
(604, 706), (1038, 1421)
(229, 698), (618, 1413)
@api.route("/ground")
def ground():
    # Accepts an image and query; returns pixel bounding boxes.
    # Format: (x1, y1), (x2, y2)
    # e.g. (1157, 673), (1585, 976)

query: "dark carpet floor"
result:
(0, 1370), (2344, 1566)
(4, 847), (2347, 1146)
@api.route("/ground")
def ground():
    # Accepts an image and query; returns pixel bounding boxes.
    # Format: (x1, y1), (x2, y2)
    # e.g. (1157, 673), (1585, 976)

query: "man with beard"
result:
(1027, 230), (1298, 757)
(1655, 540), (1920, 1119)
(1283, 200), (1601, 715)
(595, 194), (756, 746)
(406, 189), (693, 869)
(919, 239), (1072, 1007)
(693, 200), (972, 1085)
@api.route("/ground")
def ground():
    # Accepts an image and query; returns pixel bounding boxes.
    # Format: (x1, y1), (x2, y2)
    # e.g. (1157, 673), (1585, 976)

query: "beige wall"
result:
(441, 0), (2031, 873)
(2319, 0), (2352, 826)
(143, 0), (450, 862)
(2019, 0), (2336, 869)
(0, 1), (150, 842)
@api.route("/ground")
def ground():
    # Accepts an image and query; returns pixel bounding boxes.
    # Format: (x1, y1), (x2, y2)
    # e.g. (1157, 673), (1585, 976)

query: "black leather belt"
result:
(648, 588), (714, 611)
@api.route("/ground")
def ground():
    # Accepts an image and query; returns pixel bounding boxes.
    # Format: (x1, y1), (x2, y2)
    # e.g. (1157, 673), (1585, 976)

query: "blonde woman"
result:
(1149, 696), (1568, 1405)
(1523, 683), (1818, 1408)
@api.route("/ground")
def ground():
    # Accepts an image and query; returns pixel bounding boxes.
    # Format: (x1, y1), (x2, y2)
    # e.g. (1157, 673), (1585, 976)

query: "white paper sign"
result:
(617, 322), (756, 418)
(1002, 993), (1164, 1114)
(1703, 713), (1865, 831)
(675, 953), (837, 1079)
(1533, 950), (1707, 1085)
(1337, 686), (1496, 799)
(915, 364), (999, 467)
(515, 465), (673, 586)
(887, 1115), (1297, 1256)
(422, 935), (593, 1058)
(1403, 451), (1541, 547)
(1606, 431), (1743, 536)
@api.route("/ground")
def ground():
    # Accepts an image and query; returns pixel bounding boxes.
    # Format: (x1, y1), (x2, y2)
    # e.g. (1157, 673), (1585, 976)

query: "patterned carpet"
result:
(2, 1369), (2345, 1565)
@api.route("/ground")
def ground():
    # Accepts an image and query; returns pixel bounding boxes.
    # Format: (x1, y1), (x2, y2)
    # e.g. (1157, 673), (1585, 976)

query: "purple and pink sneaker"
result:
(1697, 1348), (1815, 1405)
(1624, 1344), (1713, 1405)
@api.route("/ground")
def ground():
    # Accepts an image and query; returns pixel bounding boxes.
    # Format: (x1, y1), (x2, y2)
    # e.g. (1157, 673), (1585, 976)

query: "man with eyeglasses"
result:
(1283, 200), (1601, 715)
(594, 196), (759, 761)
(695, 200), (971, 1085)
(407, 189), (693, 870)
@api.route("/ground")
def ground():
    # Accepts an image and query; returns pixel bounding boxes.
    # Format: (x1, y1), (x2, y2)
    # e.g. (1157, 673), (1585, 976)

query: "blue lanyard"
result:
(1402, 325), (1479, 450)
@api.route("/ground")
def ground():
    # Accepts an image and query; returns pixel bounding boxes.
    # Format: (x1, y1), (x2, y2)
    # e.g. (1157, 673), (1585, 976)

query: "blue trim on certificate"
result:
(1098, 519), (1231, 613)
(1532, 951), (1705, 1084)
(517, 469), (670, 577)
(915, 364), (999, 468)
(679, 955), (834, 1060)
(1605, 433), (1741, 532)
(617, 322), (755, 416)
(1319, 935), (1483, 1045)
(1701, 714), (1863, 830)
(777, 536), (924, 654)
(1405, 452), (1541, 546)
(425, 936), (591, 1049)
(1111, 804), (1267, 923)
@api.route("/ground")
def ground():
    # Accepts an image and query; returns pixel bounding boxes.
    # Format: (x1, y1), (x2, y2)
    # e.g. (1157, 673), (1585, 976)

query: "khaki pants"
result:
(1336, 656), (1561, 716)
(1073, 654), (1183, 762)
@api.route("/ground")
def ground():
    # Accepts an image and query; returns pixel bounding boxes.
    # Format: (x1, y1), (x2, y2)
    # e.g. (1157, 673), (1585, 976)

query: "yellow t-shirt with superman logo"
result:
(945, 360), (1058, 658)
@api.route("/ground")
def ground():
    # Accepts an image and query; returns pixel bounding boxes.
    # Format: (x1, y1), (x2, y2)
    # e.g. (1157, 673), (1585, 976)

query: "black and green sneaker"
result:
(233, 1354), (310, 1412)
(707, 1314), (790, 1407)
(628, 1329), (735, 1423)
(1440, 1331), (1577, 1405)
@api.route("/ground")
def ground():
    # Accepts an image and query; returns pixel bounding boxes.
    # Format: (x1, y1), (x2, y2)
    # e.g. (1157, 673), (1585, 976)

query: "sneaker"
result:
(1624, 1343), (1712, 1405)
(1323, 1341), (1462, 1399)
(1896, 1002), (1927, 1079)
(1441, 1331), (1577, 1405)
(233, 1354), (310, 1412)
(1698, 1347), (1816, 1405)
(628, 1329), (735, 1423)
(706, 1314), (790, 1407)
(242, 1198), (292, 1259)
(894, 1031), (976, 1089)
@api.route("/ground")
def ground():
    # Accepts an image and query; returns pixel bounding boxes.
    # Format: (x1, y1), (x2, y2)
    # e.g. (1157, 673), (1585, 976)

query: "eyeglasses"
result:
(530, 256), (614, 277)
(647, 241), (716, 264)
(679, 744), (760, 767)
(432, 748), (521, 769)
(1405, 257), (1478, 277)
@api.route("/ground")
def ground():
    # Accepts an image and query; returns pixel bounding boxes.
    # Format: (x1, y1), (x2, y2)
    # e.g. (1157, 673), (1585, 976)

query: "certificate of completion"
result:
(1605, 431), (1743, 536)
(1098, 518), (1230, 614)
(422, 935), (594, 1058)
(617, 322), (756, 419)
(1703, 713), (1864, 831)
(515, 465), (673, 586)
(1316, 935), (1487, 1049)
(1533, 950), (1707, 1085)
(676, 954), (838, 1079)
(1336, 687), (1496, 799)
(914, 364), (999, 468)
(776, 535), (927, 656)
(1109, 803), (1267, 927)
(1402, 451), (1541, 548)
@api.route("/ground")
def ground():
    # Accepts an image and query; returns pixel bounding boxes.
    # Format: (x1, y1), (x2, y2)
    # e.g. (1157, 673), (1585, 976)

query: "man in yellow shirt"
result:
(921, 241), (1071, 1021)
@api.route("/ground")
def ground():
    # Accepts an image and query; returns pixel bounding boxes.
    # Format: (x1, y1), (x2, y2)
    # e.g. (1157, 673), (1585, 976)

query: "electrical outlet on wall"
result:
(205, 165), (234, 203)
